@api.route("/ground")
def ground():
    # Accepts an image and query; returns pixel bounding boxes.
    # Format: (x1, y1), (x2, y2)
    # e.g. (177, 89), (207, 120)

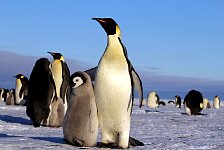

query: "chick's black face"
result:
(93, 18), (117, 35)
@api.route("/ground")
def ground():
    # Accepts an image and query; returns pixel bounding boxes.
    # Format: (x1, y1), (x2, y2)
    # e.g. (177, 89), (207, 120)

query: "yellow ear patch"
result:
(60, 56), (65, 61)
(116, 25), (121, 38)
(200, 103), (203, 109)
(21, 76), (24, 79)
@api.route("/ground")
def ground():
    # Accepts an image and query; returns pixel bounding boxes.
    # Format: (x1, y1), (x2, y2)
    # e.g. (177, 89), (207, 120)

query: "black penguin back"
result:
(27, 58), (54, 127)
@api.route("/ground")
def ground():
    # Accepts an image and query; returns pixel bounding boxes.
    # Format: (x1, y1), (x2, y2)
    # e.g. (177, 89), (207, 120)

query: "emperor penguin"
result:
(0, 88), (5, 101)
(63, 71), (98, 147)
(183, 90), (203, 115)
(175, 95), (181, 108)
(203, 98), (211, 109)
(213, 95), (220, 109)
(147, 91), (159, 109)
(27, 58), (56, 127)
(93, 18), (143, 148)
(48, 52), (70, 114)
(14, 74), (28, 105)
(5, 89), (15, 105)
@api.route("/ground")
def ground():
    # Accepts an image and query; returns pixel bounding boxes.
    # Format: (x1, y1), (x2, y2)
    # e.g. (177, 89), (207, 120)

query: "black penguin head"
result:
(70, 72), (87, 89)
(92, 18), (121, 37)
(47, 52), (64, 61)
(14, 74), (25, 79)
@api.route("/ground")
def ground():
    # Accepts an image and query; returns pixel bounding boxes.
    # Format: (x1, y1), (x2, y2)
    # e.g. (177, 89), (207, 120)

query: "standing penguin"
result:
(183, 90), (203, 115)
(48, 52), (70, 114)
(175, 95), (181, 108)
(14, 74), (28, 105)
(5, 89), (15, 105)
(27, 58), (56, 127)
(147, 91), (159, 109)
(93, 18), (143, 148)
(63, 71), (98, 147)
(0, 88), (5, 102)
(213, 95), (220, 109)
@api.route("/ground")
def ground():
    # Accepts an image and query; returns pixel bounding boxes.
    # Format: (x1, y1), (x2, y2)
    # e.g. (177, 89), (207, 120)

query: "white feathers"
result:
(72, 77), (84, 88)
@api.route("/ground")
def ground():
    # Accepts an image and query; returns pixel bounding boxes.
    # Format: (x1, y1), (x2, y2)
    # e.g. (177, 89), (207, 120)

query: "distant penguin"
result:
(147, 91), (159, 109)
(5, 89), (15, 105)
(183, 90), (203, 115)
(0, 88), (5, 101)
(168, 100), (175, 104)
(158, 101), (166, 106)
(175, 95), (181, 108)
(27, 58), (56, 127)
(203, 98), (211, 109)
(92, 18), (143, 148)
(213, 95), (220, 109)
(14, 74), (28, 105)
(63, 71), (98, 147)
(48, 52), (70, 114)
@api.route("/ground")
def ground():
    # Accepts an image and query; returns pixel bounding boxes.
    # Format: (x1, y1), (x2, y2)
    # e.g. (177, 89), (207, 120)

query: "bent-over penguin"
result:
(183, 90), (203, 115)
(27, 58), (56, 127)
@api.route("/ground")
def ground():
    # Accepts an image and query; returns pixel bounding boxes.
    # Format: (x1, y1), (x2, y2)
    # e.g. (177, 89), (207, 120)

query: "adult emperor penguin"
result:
(147, 91), (159, 109)
(48, 52), (70, 114)
(27, 58), (56, 127)
(93, 18), (143, 148)
(14, 74), (28, 105)
(175, 95), (181, 108)
(63, 71), (98, 147)
(213, 95), (220, 109)
(183, 90), (203, 115)
(0, 88), (5, 101)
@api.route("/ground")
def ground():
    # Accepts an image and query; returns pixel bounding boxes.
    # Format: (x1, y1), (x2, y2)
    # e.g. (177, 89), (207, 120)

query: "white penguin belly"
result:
(15, 79), (23, 104)
(51, 60), (63, 98)
(95, 64), (132, 142)
(214, 99), (220, 109)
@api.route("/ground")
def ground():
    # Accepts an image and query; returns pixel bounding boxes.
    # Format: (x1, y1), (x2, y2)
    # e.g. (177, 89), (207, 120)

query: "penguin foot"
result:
(72, 138), (84, 147)
(129, 136), (144, 147)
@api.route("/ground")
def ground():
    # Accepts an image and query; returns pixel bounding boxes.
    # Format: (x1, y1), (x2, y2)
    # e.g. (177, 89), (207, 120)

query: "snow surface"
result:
(0, 100), (224, 150)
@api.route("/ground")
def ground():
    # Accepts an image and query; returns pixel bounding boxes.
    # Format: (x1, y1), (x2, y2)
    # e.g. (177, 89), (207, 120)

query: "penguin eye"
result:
(76, 79), (79, 82)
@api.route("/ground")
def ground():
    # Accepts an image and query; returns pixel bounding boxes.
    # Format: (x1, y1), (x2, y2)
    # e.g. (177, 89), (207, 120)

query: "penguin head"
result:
(47, 52), (64, 61)
(92, 18), (121, 37)
(70, 72), (87, 89)
(14, 74), (25, 79)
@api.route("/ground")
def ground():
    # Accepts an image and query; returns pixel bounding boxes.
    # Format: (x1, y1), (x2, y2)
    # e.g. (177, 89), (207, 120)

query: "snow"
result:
(0, 100), (224, 150)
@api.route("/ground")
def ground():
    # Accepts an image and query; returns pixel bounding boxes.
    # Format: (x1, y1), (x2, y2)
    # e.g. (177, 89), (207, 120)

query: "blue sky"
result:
(0, 1), (224, 95)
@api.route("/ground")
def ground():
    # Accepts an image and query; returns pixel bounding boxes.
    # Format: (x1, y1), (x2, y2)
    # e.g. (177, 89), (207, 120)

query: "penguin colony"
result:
(0, 17), (222, 149)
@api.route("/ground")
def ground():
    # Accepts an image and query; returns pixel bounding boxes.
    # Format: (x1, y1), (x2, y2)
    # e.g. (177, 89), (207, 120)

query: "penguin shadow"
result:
(29, 136), (64, 144)
(181, 112), (207, 116)
(0, 133), (22, 138)
(0, 115), (32, 125)
(145, 109), (161, 113)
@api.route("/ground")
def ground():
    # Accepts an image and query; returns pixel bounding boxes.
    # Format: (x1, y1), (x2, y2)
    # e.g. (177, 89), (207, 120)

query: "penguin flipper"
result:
(61, 62), (70, 102)
(131, 69), (143, 108)
(84, 67), (97, 81)
(19, 85), (25, 99)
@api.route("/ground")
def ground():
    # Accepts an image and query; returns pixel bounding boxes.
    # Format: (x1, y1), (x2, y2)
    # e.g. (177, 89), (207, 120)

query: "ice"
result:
(0, 100), (224, 150)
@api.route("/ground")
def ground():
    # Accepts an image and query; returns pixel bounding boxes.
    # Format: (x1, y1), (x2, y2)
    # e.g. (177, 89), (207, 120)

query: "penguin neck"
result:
(105, 35), (124, 57)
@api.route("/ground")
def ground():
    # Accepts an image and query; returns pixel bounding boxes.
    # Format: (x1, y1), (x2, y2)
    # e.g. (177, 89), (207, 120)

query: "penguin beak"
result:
(47, 51), (54, 56)
(92, 18), (106, 24)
